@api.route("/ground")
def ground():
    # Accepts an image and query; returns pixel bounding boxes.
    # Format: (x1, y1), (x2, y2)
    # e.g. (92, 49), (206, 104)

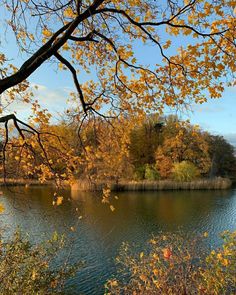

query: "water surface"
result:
(0, 186), (236, 294)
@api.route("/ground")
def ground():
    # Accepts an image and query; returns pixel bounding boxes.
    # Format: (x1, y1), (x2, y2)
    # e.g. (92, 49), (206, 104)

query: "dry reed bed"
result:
(71, 177), (232, 191)
(0, 177), (231, 190)
(0, 178), (52, 186)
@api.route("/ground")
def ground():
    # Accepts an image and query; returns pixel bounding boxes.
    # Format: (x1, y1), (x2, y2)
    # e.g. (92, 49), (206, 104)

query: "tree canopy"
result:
(0, 0), (235, 184)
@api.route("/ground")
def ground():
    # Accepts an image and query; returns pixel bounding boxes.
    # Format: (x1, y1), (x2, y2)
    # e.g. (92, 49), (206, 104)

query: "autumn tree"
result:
(155, 118), (211, 178)
(129, 114), (163, 168)
(79, 116), (135, 182)
(0, 0), (235, 182)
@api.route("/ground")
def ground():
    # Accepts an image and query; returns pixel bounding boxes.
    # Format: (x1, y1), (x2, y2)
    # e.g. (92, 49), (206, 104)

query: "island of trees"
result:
(1, 114), (235, 190)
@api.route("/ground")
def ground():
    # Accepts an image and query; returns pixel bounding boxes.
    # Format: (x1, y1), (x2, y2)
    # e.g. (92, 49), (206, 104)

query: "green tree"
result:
(129, 114), (164, 167)
(207, 135), (236, 178)
(172, 161), (200, 181)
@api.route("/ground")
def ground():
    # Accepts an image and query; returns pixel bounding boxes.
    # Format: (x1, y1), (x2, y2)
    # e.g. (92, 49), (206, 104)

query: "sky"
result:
(0, 9), (236, 147)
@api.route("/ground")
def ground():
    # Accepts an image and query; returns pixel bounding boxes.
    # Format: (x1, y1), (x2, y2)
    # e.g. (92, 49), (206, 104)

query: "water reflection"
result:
(0, 187), (235, 294)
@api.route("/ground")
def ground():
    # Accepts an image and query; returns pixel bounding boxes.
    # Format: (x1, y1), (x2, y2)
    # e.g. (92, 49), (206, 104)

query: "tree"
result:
(207, 135), (236, 178)
(155, 118), (211, 177)
(78, 116), (135, 182)
(129, 114), (163, 167)
(0, 0), (235, 182)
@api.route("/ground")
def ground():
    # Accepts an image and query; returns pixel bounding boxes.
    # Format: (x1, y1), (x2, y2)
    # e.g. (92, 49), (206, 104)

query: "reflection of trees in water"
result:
(116, 190), (233, 226)
(1, 186), (235, 295)
(70, 189), (234, 235)
(1, 187), (235, 243)
(0, 186), (74, 242)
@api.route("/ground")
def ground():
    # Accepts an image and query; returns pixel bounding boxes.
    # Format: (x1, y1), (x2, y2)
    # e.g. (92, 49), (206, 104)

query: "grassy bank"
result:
(71, 177), (232, 191)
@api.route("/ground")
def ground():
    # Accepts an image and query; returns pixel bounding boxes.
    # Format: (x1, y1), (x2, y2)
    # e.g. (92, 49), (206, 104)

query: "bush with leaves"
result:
(133, 166), (146, 180)
(144, 165), (160, 181)
(105, 231), (236, 295)
(0, 230), (80, 295)
(172, 161), (200, 182)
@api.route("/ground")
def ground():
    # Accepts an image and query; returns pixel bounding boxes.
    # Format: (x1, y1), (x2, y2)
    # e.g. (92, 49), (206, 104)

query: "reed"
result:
(71, 177), (232, 191)
(0, 178), (52, 186)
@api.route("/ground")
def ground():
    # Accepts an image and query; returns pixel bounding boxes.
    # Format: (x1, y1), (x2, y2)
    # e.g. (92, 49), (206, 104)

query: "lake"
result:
(0, 186), (236, 294)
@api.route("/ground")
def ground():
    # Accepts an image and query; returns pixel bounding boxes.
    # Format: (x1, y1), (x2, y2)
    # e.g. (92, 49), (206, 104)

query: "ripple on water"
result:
(0, 187), (236, 294)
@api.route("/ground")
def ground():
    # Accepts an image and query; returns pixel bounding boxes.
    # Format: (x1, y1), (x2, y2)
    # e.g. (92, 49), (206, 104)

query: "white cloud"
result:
(1, 83), (70, 121)
(31, 83), (69, 111)
(223, 133), (236, 147)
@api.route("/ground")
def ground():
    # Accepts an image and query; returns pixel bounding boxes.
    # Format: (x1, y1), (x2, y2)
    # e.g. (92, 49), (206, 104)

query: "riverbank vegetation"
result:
(1, 228), (235, 294)
(0, 230), (80, 294)
(106, 231), (236, 294)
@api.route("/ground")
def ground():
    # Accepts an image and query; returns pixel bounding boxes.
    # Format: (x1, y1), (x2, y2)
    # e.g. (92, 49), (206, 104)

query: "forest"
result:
(1, 114), (235, 185)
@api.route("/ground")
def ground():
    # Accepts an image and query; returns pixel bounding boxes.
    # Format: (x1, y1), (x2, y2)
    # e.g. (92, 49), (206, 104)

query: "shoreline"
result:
(0, 177), (232, 191)
(71, 177), (232, 191)
(0, 179), (52, 187)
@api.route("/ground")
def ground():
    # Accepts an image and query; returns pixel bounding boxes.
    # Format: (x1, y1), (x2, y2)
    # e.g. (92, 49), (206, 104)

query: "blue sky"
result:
(0, 15), (236, 146)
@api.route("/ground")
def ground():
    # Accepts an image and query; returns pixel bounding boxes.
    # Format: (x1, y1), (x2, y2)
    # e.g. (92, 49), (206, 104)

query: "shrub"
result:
(172, 161), (200, 182)
(0, 230), (80, 294)
(144, 164), (159, 180)
(133, 166), (146, 180)
(105, 231), (236, 295)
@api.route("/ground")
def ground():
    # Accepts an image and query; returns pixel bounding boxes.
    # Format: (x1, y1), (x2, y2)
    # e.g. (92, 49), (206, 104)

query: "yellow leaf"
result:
(0, 203), (5, 214)
(110, 205), (115, 212)
(34, 117), (40, 123)
(42, 28), (52, 38)
(139, 274), (147, 282)
(203, 232), (208, 238)
(153, 253), (159, 260)
(109, 280), (118, 287)
(64, 7), (76, 18)
(153, 268), (159, 276)
(32, 269), (36, 280)
(150, 239), (156, 244)
(56, 196), (63, 206)
(222, 259), (229, 266)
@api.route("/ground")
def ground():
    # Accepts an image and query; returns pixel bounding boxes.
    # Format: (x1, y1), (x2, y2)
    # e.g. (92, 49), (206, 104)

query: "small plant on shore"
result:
(0, 230), (81, 295)
(105, 231), (236, 294)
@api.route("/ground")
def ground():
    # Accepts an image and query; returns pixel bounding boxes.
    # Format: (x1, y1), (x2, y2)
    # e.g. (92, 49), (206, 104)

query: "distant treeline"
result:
(128, 115), (236, 182)
(1, 114), (235, 183)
